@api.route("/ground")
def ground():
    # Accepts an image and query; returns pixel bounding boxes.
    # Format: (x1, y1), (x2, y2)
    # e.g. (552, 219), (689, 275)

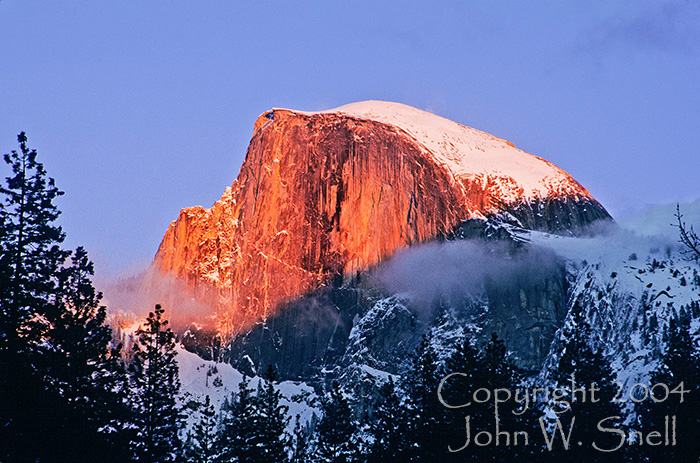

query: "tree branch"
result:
(676, 204), (700, 261)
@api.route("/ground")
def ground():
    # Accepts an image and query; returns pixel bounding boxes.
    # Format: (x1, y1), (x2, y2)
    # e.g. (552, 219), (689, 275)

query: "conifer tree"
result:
(0, 133), (130, 461)
(316, 381), (358, 463)
(403, 335), (446, 461)
(216, 375), (262, 463)
(129, 304), (183, 462)
(439, 332), (543, 462)
(366, 376), (414, 463)
(550, 305), (624, 462)
(183, 395), (218, 463)
(0, 134), (68, 450)
(290, 414), (313, 463)
(635, 308), (700, 462)
(0, 132), (68, 347)
(39, 246), (132, 460)
(256, 365), (290, 463)
(439, 332), (486, 462)
(481, 333), (544, 461)
(61, 252), (129, 402)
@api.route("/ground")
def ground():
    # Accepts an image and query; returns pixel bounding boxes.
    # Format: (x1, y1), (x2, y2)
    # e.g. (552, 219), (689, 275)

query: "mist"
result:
(98, 268), (219, 332)
(619, 198), (700, 239)
(528, 199), (700, 267)
(370, 239), (563, 312)
(369, 199), (700, 312)
(94, 200), (699, 332)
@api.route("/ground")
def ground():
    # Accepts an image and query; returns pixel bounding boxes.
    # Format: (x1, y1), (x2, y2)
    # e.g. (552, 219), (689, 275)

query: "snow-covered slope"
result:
(176, 346), (317, 433)
(521, 218), (700, 392)
(112, 321), (318, 433)
(302, 100), (590, 204)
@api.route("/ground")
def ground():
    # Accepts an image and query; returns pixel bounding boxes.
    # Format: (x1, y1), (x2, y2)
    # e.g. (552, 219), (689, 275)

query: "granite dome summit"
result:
(150, 101), (611, 335)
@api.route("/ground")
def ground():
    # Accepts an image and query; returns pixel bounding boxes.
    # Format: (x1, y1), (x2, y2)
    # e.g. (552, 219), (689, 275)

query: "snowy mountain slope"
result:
(176, 346), (318, 434)
(521, 216), (700, 392)
(298, 100), (591, 205)
(113, 321), (318, 434)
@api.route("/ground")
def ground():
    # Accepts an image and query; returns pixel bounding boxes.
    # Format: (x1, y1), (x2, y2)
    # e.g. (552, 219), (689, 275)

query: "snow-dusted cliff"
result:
(151, 101), (611, 336)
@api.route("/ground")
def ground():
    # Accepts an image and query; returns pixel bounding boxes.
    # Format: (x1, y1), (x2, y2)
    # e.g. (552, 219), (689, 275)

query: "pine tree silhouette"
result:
(129, 304), (183, 462)
(216, 375), (262, 463)
(316, 380), (358, 463)
(0, 133), (131, 462)
(40, 246), (132, 460)
(0, 132), (68, 348)
(183, 394), (218, 463)
(290, 414), (313, 463)
(366, 376), (414, 463)
(439, 331), (487, 462)
(439, 332), (544, 462)
(549, 305), (625, 462)
(256, 365), (290, 463)
(404, 335), (445, 461)
(635, 308), (700, 462)
(481, 333), (544, 462)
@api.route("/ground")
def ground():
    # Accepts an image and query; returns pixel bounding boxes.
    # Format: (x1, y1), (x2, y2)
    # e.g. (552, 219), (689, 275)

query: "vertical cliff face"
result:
(151, 101), (611, 335)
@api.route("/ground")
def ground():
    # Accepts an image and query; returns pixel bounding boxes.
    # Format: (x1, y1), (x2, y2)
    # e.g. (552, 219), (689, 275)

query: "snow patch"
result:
(176, 346), (317, 433)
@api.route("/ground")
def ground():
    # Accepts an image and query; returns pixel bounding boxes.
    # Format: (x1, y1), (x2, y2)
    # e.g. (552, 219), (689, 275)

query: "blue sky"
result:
(1, 1), (699, 276)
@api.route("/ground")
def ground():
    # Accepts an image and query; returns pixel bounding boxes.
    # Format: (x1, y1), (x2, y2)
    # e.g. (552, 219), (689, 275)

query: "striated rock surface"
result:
(151, 101), (611, 335)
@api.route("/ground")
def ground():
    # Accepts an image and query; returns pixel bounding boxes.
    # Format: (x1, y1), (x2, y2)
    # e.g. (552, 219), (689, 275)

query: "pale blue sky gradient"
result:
(1, 1), (699, 276)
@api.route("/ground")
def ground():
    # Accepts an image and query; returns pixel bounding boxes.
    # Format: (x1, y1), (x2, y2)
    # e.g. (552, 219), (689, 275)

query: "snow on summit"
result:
(308, 100), (590, 203)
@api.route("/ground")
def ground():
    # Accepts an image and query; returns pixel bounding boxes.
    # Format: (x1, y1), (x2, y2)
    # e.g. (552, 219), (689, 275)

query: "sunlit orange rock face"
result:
(151, 103), (610, 336)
